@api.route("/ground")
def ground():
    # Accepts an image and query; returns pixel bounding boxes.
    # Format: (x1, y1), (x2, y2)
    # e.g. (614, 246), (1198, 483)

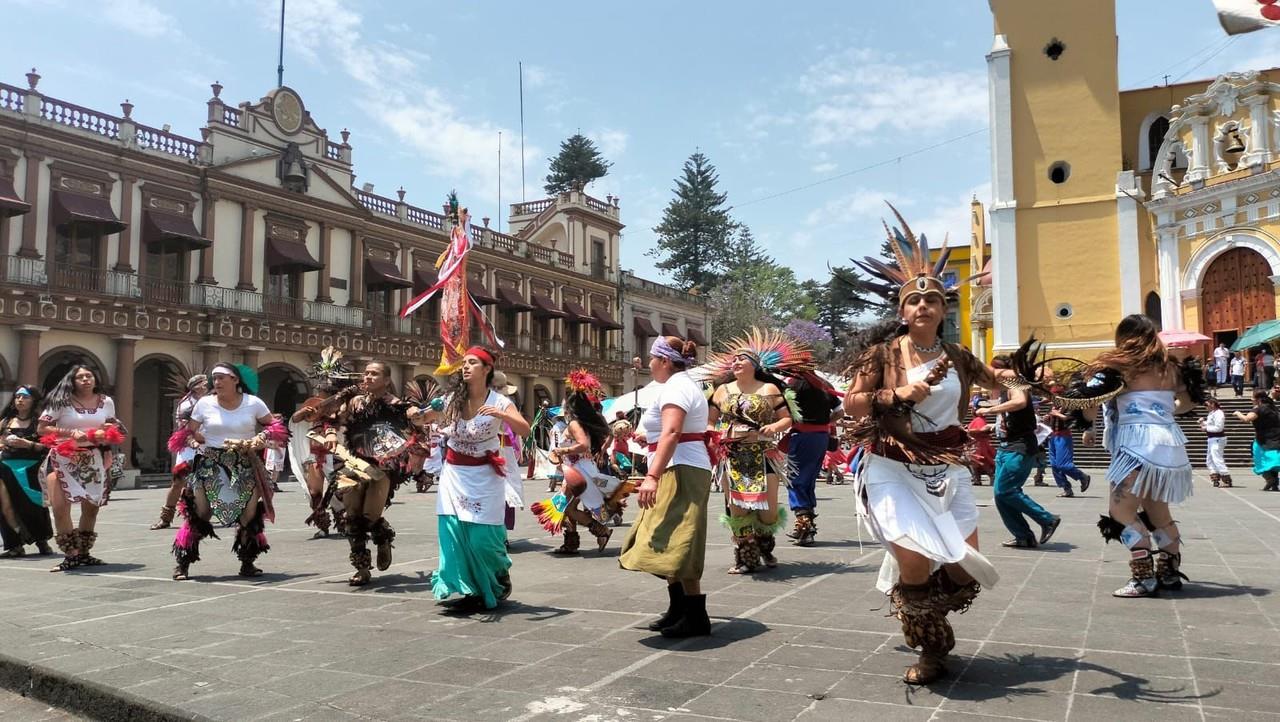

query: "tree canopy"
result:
(648, 152), (738, 293)
(543, 133), (612, 195)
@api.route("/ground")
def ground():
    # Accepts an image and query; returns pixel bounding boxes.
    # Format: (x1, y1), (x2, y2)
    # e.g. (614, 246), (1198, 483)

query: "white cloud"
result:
(797, 47), (986, 147)
(907, 182), (992, 251)
(522, 64), (552, 89)
(804, 188), (907, 227)
(591, 128), (628, 159)
(266, 0), (533, 205)
(101, 0), (179, 39)
(811, 162), (837, 174)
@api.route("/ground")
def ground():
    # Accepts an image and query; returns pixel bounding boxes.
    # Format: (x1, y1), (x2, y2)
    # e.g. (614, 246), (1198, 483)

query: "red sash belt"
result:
(646, 432), (708, 452)
(792, 423), (830, 434)
(445, 448), (507, 477)
(874, 426), (969, 465)
(649, 431), (724, 466)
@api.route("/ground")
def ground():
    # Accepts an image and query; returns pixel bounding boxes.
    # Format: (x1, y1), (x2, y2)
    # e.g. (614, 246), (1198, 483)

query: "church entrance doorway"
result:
(1201, 246), (1275, 343)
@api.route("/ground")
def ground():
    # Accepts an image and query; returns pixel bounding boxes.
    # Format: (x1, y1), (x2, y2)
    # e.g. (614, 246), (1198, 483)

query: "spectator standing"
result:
(1230, 352), (1247, 398)
(1200, 398), (1231, 488)
(1213, 343), (1230, 387)
(1264, 347), (1276, 390)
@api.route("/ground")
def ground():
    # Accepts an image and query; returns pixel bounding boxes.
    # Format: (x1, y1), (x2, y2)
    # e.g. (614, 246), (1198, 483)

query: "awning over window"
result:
(661, 322), (681, 337)
(364, 258), (411, 290)
(497, 285), (534, 311)
(591, 305), (624, 330)
(52, 191), (125, 235)
(632, 316), (658, 338)
(468, 279), (499, 306)
(530, 292), (567, 318)
(266, 235), (324, 272)
(686, 326), (707, 345)
(413, 268), (437, 295)
(562, 299), (592, 324)
(0, 177), (30, 218)
(142, 211), (210, 253)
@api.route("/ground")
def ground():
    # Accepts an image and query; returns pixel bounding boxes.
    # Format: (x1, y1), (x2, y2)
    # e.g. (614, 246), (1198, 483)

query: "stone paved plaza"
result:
(1, 471), (1278, 721)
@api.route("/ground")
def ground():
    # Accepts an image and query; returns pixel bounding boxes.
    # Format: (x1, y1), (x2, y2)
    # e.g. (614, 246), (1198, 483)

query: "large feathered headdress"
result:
(565, 368), (605, 401)
(309, 346), (354, 381)
(696, 328), (815, 384)
(853, 202), (959, 306)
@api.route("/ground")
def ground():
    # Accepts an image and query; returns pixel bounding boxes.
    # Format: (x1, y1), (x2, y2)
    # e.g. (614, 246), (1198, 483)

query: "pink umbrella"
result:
(1158, 329), (1211, 348)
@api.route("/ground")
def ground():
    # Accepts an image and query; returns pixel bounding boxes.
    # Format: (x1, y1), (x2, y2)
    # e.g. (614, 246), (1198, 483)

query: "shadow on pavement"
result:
(636, 616), (769, 651)
(1174, 580), (1271, 599)
(747, 560), (871, 582)
(937, 652), (1222, 704)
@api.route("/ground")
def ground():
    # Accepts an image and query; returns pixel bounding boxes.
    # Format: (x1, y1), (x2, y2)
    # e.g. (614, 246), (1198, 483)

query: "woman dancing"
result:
(422, 347), (530, 609)
(151, 374), (207, 530)
(170, 363), (283, 580)
(842, 206), (1014, 684)
(0, 386), (53, 557)
(38, 365), (124, 572)
(1234, 390), (1280, 492)
(700, 330), (805, 574)
(532, 369), (624, 554)
(1076, 314), (1198, 597)
(620, 334), (714, 638)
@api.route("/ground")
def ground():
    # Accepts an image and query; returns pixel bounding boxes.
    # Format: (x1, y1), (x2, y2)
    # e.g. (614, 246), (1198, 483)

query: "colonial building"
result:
(616, 271), (712, 392)
(0, 71), (628, 483)
(986, 0), (1280, 356)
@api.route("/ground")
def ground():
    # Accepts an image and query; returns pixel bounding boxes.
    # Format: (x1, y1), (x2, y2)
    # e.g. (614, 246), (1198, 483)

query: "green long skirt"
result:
(432, 514), (512, 609)
(619, 465), (713, 580)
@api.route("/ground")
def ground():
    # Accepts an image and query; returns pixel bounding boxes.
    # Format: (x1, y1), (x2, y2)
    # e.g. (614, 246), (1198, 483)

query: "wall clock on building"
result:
(273, 88), (304, 135)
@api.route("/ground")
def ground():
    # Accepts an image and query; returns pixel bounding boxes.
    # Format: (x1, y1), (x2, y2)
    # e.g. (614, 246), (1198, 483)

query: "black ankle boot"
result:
(647, 583), (685, 631)
(660, 593), (711, 638)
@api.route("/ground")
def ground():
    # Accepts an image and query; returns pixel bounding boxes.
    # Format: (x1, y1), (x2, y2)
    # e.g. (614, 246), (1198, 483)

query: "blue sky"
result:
(2, 0), (1277, 287)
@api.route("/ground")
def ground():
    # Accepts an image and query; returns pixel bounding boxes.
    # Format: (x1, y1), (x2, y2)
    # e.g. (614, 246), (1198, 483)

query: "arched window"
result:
(1147, 117), (1170, 171)
(1145, 291), (1162, 330)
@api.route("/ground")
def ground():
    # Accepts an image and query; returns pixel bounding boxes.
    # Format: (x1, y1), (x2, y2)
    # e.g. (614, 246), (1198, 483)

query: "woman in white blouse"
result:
(420, 347), (531, 610)
(38, 365), (123, 572)
(171, 363), (279, 581)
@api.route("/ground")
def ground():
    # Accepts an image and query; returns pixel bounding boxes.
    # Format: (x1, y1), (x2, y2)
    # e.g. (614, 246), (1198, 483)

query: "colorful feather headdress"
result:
(852, 202), (961, 305)
(309, 346), (355, 381)
(696, 328), (815, 384)
(565, 368), (605, 401)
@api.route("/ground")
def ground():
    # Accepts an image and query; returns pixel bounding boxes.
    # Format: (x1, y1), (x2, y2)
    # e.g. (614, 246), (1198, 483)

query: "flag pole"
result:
(276, 0), (286, 87)
(519, 61), (526, 202)
(498, 131), (503, 234)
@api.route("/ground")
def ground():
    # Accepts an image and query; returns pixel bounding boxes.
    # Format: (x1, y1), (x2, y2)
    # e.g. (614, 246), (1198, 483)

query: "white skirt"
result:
(570, 458), (622, 522)
(437, 459), (506, 526)
(501, 446), (524, 509)
(856, 453), (998, 593)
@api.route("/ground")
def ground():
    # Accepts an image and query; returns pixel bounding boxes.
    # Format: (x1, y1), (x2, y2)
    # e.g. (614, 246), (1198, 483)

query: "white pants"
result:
(1206, 437), (1229, 475)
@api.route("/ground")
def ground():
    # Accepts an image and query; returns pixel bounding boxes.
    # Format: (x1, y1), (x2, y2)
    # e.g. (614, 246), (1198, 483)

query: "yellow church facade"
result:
(986, 0), (1280, 356)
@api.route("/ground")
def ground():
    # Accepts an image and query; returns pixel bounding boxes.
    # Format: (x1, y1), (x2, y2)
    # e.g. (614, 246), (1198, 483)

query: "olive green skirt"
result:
(619, 465), (712, 580)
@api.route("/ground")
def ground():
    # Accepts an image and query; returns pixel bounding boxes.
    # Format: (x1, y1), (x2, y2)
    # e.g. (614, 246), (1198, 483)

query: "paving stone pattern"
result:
(1, 470), (1278, 721)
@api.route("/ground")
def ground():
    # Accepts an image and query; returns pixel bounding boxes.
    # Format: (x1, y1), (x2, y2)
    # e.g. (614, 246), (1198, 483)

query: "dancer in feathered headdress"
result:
(399, 192), (503, 375)
(288, 346), (362, 539)
(838, 202), (1032, 685)
(696, 328), (815, 574)
(152, 373), (209, 531)
(530, 369), (630, 554)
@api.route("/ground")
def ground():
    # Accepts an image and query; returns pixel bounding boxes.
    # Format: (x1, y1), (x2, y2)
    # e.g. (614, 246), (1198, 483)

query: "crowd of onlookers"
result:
(1207, 341), (1273, 397)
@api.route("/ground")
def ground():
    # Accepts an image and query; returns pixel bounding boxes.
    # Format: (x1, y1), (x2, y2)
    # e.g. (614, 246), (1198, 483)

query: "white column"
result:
(987, 34), (1019, 350)
(1157, 228), (1183, 329)
(1115, 170), (1143, 316)
(1244, 95), (1273, 169)
(1185, 116), (1211, 184)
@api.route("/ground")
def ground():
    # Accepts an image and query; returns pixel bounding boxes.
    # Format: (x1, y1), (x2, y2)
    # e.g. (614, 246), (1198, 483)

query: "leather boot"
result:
(75, 530), (105, 567)
(1113, 549), (1158, 598)
(49, 531), (79, 572)
(553, 529), (581, 555)
(892, 581), (954, 685)
(1155, 550), (1188, 590)
(660, 593), (711, 638)
(150, 505), (176, 530)
(1221, 474), (1234, 488)
(586, 519), (612, 553)
(370, 518), (395, 571)
(647, 583), (685, 631)
(347, 517), (371, 586)
(1210, 473), (1221, 488)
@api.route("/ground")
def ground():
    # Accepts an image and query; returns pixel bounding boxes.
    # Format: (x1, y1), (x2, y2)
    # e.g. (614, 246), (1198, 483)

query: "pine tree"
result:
(649, 152), (738, 293)
(543, 134), (612, 195)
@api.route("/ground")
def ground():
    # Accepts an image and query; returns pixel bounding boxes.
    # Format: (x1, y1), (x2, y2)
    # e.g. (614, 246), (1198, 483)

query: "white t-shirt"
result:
(1214, 346), (1229, 363)
(190, 394), (270, 449)
(40, 395), (117, 446)
(641, 371), (711, 470)
(1231, 357), (1246, 375)
(442, 390), (510, 456)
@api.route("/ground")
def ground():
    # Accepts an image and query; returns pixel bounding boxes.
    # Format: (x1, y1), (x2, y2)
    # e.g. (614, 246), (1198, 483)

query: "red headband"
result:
(465, 346), (495, 366)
